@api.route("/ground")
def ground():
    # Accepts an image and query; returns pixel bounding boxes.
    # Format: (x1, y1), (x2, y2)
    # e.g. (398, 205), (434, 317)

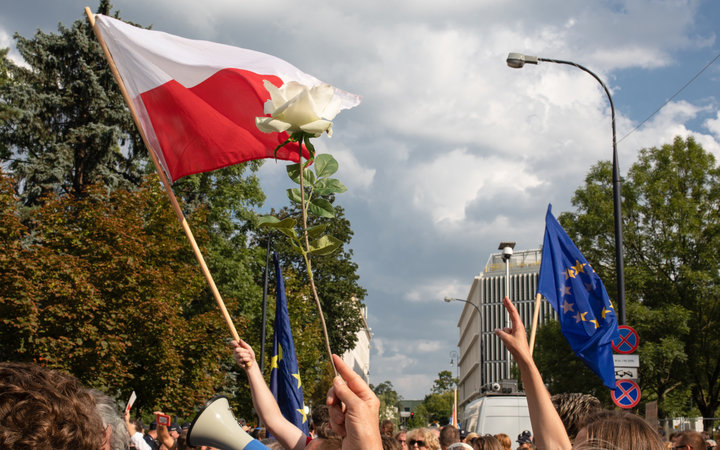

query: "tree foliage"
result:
(0, 0), (148, 205)
(0, 171), (242, 416)
(0, 1), (366, 422)
(255, 200), (367, 357)
(431, 370), (457, 395)
(558, 136), (720, 419)
(372, 381), (402, 424)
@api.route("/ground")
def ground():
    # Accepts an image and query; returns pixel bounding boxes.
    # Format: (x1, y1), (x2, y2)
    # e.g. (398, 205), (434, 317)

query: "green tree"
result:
(0, 171), (243, 416)
(372, 381), (401, 424)
(431, 370), (457, 394)
(0, 2), (274, 416)
(0, 0), (148, 205)
(255, 200), (367, 357)
(560, 136), (720, 422)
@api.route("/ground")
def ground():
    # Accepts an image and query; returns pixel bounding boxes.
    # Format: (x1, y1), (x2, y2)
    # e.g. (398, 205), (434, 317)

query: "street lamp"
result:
(450, 350), (459, 427)
(498, 242), (515, 379)
(444, 296), (483, 394)
(506, 52), (626, 325)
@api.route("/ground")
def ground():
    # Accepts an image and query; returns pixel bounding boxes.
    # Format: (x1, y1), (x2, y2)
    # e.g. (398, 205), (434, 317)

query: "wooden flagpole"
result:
(528, 292), (542, 357)
(85, 7), (241, 344)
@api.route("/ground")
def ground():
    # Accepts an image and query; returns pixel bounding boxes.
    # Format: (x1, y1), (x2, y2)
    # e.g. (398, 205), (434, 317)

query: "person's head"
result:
(493, 433), (511, 450)
(516, 430), (532, 447)
(88, 389), (129, 450)
(673, 431), (706, 450)
(382, 419), (396, 437)
(464, 432), (480, 443)
(305, 434), (343, 450)
(169, 422), (181, 439)
(551, 392), (602, 440)
(383, 434), (403, 450)
(0, 361), (106, 449)
(469, 435), (503, 450)
(440, 425), (460, 448)
(573, 410), (664, 450)
(396, 430), (408, 450)
(406, 428), (441, 450)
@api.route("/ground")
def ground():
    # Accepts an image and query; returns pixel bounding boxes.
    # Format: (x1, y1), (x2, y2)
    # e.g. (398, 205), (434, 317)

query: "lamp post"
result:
(444, 296), (483, 396)
(450, 350), (459, 427)
(498, 242), (515, 379)
(506, 52), (626, 325)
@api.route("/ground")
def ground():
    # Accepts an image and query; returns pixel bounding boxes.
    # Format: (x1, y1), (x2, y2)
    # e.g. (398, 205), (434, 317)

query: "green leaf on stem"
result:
(308, 198), (335, 218)
(314, 178), (347, 196)
(306, 223), (329, 241)
(308, 235), (343, 256)
(287, 164), (316, 186)
(287, 188), (302, 204)
(257, 215), (299, 239)
(303, 134), (317, 165)
(314, 154), (339, 178)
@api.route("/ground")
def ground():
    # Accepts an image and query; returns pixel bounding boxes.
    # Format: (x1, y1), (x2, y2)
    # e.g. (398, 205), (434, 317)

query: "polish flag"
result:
(94, 14), (361, 182)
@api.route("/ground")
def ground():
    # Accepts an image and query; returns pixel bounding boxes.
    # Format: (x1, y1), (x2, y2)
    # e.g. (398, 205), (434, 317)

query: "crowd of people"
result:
(0, 297), (716, 449)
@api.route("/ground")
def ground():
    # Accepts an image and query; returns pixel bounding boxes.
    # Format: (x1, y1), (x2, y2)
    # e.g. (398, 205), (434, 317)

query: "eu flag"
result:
(537, 205), (620, 390)
(269, 253), (309, 434)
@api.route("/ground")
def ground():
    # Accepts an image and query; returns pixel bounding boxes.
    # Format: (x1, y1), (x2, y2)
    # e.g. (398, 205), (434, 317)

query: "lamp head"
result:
(444, 296), (453, 303)
(506, 52), (539, 69)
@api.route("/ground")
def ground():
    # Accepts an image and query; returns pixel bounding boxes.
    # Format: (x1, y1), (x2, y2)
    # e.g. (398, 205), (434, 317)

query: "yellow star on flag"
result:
(589, 319), (599, 329)
(573, 260), (587, 274)
(292, 373), (302, 389)
(297, 407), (308, 424)
(601, 307), (612, 318)
(270, 344), (284, 370)
(562, 300), (574, 314)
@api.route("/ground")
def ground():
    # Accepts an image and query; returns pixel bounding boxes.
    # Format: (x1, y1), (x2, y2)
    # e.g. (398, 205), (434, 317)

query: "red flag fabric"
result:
(94, 14), (361, 182)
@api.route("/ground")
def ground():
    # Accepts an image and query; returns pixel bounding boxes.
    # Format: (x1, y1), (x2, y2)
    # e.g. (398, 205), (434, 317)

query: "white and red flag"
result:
(94, 15), (361, 182)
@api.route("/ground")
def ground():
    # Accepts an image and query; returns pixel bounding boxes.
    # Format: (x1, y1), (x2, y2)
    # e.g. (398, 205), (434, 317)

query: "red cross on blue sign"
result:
(612, 325), (639, 354)
(612, 379), (641, 409)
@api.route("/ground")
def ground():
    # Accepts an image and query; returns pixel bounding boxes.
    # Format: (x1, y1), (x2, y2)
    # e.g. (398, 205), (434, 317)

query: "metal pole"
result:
(537, 57), (626, 325)
(504, 258), (511, 379)
(259, 237), (272, 372)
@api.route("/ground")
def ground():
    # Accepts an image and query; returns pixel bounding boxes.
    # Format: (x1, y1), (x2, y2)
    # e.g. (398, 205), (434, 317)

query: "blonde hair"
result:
(574, 410), (663, 450)
(493, 433), (511, 450)
(407, 428), (441, 450)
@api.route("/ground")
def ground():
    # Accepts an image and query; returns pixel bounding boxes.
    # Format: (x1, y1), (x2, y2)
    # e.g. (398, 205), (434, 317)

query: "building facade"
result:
(455, 248), (556, 422)
(342, 303), (372, 383)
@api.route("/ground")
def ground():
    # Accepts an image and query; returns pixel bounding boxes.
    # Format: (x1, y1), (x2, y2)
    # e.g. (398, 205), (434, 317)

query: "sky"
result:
(2, 0), (720, 401)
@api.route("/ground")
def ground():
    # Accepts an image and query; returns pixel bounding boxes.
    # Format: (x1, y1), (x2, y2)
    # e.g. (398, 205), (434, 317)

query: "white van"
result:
(462, 394), (532, 439)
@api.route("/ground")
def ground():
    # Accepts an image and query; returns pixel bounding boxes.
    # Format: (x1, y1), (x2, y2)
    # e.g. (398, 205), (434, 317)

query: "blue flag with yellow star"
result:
(269, 253), (309, 434)
(537, 205), (620, 390)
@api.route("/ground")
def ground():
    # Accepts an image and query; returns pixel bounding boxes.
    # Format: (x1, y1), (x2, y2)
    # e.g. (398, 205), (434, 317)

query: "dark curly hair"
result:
(0, 362), (105, 449)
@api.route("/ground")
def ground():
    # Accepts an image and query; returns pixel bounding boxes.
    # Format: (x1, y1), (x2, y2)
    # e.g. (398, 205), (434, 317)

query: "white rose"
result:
(255, 80), (343, 137)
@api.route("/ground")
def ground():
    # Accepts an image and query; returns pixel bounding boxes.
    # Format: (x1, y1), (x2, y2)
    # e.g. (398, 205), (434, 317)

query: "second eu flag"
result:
(537, 204), (620, 390)
(269, 253), (309, 434)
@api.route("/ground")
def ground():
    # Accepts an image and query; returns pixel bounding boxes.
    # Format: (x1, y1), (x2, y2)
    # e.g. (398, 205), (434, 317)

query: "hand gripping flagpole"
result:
(85, 7), (245, 351)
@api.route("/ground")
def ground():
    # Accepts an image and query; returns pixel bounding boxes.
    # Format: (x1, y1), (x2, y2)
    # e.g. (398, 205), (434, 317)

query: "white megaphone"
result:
(187, 396), (268, 450)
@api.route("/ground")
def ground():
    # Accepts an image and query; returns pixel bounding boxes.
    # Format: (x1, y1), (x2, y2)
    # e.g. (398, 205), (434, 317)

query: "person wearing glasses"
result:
(672, 431), (705, 449)
(406, 428), (440, 450)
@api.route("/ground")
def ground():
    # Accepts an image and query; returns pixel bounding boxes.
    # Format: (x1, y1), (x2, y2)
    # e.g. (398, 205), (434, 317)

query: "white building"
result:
(342, 303), (372, 383)
(454, 248), (556, 422)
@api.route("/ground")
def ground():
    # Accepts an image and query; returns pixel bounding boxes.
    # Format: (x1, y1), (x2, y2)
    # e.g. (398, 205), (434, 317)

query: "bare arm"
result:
(494, 297), (571, 450)
(326, 354), (382, 450)
(232, 339), (307, 450)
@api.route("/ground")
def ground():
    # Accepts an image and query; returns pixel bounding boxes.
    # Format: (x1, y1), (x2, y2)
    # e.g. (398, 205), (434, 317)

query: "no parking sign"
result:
(612, 325), (639, 354)
(612, 379), (641, 409)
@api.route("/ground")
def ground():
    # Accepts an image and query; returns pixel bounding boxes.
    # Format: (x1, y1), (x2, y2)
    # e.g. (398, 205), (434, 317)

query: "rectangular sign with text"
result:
(613, 354), (639, 368)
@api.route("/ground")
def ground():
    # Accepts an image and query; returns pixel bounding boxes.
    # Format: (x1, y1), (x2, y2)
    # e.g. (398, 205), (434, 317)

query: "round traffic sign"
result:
(612, 325), (639, 354)
(612, 379), (641, 409)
